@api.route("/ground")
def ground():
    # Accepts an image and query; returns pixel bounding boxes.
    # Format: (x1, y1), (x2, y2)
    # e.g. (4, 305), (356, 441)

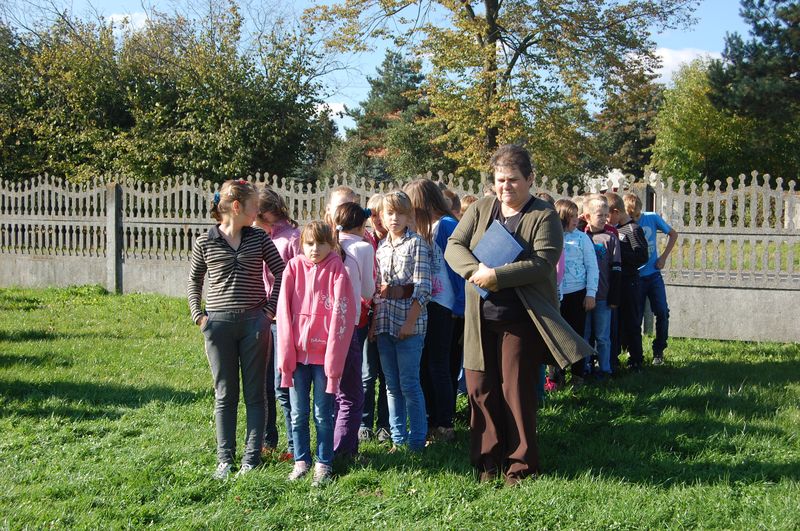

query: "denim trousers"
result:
(333, 325), (365, 456)
(584, 300), (612, 374)
(270, 322), (293, 453)
(377, 333), (427, 450)
(289, 363), (334, 466)
(420, 302), (455, 429)
(361, 332), (389, 431)
(639, 272), (670, 356)
(203, 308), (269, 467)
(263, 324), (277, 449)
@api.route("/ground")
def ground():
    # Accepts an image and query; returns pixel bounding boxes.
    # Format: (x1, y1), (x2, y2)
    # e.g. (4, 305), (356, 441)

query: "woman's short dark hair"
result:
(489, 144), (533, 179)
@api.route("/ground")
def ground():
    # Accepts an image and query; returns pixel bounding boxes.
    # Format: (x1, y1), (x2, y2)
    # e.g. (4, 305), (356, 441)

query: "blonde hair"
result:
(624, 193), (642, 220)
(382, 190), (413, 216)
(210, 179), (257, 222)
(404, 179), (451, 244)
(586, 197), (609, 214)
(572, 195), (585, 216)
(300, 221), (342, 259)
(367, 193), (384, 213)
(604, 191), (625, 213)
(555, 199), (578, 230)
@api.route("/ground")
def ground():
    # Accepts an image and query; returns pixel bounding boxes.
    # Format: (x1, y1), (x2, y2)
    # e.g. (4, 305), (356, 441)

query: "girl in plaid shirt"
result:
(369, 190), (432, 451)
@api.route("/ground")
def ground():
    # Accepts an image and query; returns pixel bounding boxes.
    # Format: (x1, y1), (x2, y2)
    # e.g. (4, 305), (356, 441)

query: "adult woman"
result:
(444, 145), (593, 486)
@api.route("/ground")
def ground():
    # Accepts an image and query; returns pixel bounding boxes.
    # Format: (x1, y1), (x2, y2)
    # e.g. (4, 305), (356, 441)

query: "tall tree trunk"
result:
(484, 0), (499, 154)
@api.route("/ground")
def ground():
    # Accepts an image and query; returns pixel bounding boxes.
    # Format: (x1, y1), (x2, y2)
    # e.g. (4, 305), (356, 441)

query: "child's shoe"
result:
(235, 463), (255, 478)
(544, 376), (559, 392)
(213, 462), (232, 480)
(311, 463), (332, 487)
(287, 461), (310, 481)
(375, 427), (391, 443)
(653, 353), (664, 366)
(358, 427), (373, 442)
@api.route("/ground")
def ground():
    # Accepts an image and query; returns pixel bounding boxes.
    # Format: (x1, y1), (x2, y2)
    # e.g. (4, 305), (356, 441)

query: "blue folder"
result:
(471, 220), (524, 299)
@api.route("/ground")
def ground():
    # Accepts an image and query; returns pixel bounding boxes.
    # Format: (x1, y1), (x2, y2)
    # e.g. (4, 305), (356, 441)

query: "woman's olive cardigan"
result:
(444, 195), (595, 371)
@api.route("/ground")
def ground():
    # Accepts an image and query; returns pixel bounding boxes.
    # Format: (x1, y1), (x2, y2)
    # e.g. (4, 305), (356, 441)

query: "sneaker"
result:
(311, 463), (332, 487)
(376, 427), (391, 443)
(544, 376), (559, 392)
(358, 427), (373, 442)
(213, 462), (233, 480)
(278, 452), (294, 462)
(571, 375), (585, 390)
(287, 461), (310, 481)
(235, 463), (255, 478)
(653, 354), (664, 366)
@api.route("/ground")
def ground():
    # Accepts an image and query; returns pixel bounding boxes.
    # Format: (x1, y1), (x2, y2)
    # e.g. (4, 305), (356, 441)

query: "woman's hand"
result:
(469, 263), (498, 292)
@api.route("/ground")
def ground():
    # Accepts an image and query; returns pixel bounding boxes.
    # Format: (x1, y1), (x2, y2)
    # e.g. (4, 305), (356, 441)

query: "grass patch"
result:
(0, 287), (798, 528)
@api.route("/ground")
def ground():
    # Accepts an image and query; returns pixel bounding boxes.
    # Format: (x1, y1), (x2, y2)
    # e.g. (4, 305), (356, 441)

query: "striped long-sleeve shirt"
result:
(187, 225), (285, 323)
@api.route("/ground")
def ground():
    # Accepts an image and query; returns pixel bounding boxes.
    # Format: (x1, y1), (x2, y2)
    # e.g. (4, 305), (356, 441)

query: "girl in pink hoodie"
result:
(277, 221), (356, 486)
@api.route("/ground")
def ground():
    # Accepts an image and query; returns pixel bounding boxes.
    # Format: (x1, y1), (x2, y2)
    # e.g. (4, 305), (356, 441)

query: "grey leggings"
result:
(202, 308), (269, 467)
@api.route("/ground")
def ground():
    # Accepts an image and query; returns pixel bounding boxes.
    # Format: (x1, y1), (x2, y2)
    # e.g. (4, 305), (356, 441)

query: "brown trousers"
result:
(466, 319), (545, 480)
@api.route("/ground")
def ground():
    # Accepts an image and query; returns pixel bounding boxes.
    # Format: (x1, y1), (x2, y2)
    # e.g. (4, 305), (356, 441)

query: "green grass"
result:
(1, 287), (798, 529)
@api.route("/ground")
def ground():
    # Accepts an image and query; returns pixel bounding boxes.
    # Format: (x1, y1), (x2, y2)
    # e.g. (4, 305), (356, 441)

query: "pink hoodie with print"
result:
(276, 251), (357, 393)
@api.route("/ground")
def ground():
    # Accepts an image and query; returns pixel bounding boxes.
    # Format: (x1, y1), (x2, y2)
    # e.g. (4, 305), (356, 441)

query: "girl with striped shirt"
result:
(188, 179), (285, 479)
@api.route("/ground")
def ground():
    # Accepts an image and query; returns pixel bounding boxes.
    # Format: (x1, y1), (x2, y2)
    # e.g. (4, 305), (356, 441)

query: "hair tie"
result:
(213, 192), (220, 204)
(363, 207), (371, 218)
(335, 224), (343, 231)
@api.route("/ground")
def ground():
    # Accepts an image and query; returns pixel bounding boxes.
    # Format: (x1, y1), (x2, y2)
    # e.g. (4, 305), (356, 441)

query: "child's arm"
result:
(187, 236), (208, 325)
(324, 263), (358, 393)
(608, 237), (622, 309)
(581, 233), (599, 311)
(276, 262), (298, 388)
(657, 229), (678, 269)
(400, 238), (432, 339)
(262, 234), (286, 319)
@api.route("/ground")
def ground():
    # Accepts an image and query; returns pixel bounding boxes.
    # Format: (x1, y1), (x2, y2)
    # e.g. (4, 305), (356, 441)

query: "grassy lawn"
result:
(1, 287), (798, 529)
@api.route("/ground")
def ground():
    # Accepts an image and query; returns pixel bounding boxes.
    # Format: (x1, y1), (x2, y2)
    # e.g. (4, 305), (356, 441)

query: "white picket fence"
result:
(1, 170), (798, 294)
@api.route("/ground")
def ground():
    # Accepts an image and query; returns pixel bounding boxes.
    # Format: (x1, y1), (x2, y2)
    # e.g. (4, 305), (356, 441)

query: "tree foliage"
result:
(708, 0), (800, 122)
(330, 50), (456, 180)
(0, 1), (331, 182)
(308, 0), (699, 177)
(650, 59), (800, 186)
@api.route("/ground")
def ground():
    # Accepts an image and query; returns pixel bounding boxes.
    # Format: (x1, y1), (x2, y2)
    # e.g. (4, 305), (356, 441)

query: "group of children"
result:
(545, 190), (678, 389)
(189, 178), (468, 485)
(188, 178), (676, 484)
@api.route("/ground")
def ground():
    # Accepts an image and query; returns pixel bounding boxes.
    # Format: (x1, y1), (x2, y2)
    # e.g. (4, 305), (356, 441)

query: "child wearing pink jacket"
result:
(277, 221), (356, 486)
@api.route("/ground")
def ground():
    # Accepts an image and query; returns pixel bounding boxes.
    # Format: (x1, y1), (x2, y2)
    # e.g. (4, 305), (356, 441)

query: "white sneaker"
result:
(311, 462), (332, 487)
(653, 355), (664, 366)
(235, 463), (255, 478)
(213, 462), (232, 480)
(287, 461), (310, 481)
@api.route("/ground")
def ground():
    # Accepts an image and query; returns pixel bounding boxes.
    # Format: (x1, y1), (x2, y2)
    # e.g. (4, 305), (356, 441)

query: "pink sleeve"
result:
(276, 261), (298, 388)
(324, 262), (358, 393)
(556, 250), (566, 285)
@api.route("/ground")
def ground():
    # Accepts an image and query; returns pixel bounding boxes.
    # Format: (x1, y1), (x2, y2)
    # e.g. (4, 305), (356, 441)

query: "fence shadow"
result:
(0, 351), (73, 369)
(542, 357), (800, 487)
(1, 379), (205, 421)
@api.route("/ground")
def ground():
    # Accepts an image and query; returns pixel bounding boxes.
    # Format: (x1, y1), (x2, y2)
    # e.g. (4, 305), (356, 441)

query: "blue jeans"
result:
(640, 272), (669, 356)
(377, 333), (427, 450)
(272, 323), (293, 453)
(289, 363), (334, 466)
(584, 300), (612, 374)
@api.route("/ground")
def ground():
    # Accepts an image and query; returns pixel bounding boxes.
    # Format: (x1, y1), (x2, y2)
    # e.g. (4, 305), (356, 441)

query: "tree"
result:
(333, 50), (456, 180)
(708, 0), (800, 122)
(309, 0), (699, 175)
(650, 59), (758, 185)
(595, 64), (665, 179)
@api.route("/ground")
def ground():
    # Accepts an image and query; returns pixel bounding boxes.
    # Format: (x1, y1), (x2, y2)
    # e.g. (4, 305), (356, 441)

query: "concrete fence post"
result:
(106, 182), (122, 293)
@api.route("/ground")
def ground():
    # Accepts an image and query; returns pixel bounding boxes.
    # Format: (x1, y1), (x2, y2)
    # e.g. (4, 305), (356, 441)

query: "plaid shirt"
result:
(374, 229), (432, 338)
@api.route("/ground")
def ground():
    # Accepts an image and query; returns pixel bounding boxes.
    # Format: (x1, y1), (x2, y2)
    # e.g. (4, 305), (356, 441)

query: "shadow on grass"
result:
(542, 357), (800, 487)
(0, 329), (131, 342)
(0, 379), (205, 421)
(0, 293), (44, 312)
(0, 351), (73, 369)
